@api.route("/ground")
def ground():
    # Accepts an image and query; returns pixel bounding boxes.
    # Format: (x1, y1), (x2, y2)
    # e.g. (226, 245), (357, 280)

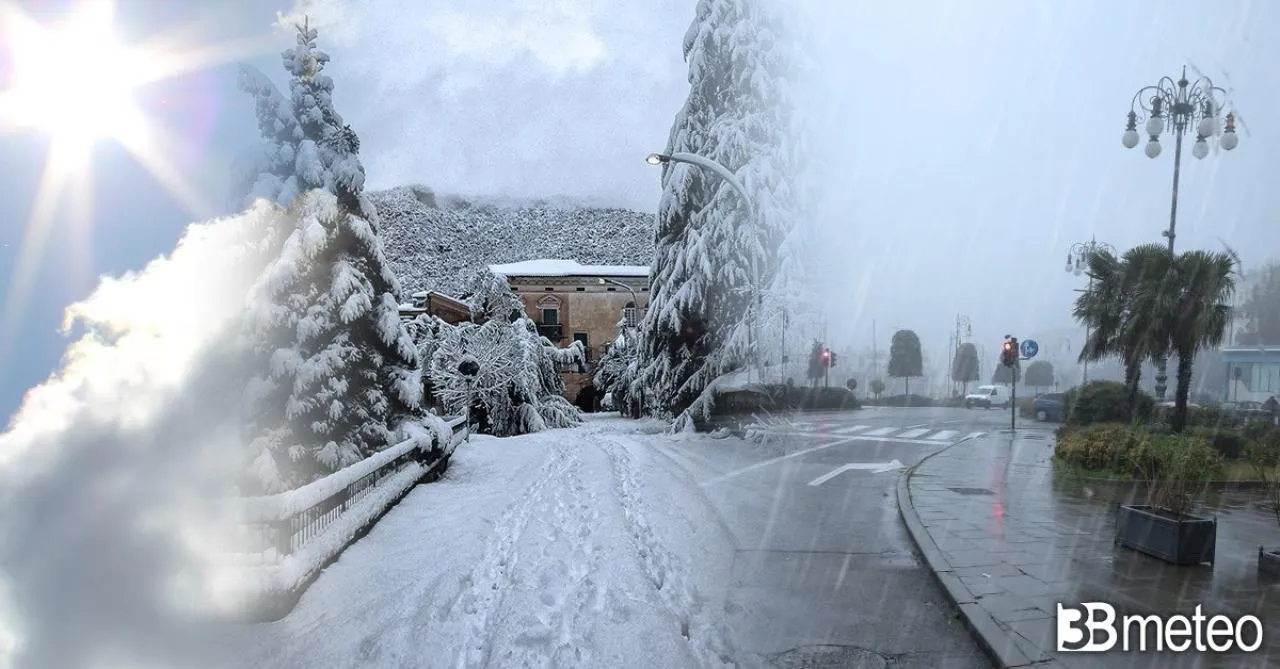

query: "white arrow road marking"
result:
(928, 430), (959, 441)
(808, 460), (906, 486)
(962, 431), (985, 441)
(898, 428), (930, 439)
(863, 426), (896, 436)
(832, 425), (870, 434)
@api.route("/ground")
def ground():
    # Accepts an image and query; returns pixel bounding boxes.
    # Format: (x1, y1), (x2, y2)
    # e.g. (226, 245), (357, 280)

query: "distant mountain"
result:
(369, 185), (656, 297)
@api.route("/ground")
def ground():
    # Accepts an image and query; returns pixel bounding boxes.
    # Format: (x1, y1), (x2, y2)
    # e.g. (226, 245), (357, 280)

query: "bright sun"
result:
(0, 0), (273, 364)
(1, 1), (150, 147)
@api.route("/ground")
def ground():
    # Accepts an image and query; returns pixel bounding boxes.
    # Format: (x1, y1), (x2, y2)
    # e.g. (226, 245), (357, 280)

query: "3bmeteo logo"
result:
(1057, 603), (1264, 652)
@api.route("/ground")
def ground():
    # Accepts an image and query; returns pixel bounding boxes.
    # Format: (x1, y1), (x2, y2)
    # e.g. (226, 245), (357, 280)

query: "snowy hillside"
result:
(370, 186), (656, 296)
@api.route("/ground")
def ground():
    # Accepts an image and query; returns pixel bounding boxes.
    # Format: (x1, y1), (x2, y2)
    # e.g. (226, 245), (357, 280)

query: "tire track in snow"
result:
(445, 443), (578, 669)
(599, 437), (740, 669)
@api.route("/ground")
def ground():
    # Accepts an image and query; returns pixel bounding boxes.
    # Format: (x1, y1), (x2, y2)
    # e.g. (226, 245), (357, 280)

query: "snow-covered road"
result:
(222, 416), (752, 669)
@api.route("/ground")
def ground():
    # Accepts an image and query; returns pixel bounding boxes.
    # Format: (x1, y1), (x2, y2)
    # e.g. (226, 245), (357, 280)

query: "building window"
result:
(622, 301), (641, 327)
(573, 332), (590, 362)
(536, 295), (561, 324)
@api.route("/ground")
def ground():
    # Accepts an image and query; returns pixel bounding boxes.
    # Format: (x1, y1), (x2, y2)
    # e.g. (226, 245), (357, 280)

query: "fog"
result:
(0, 205), (283, 669)
(793, 0), (1278, 385)
(285, 0), (1279, 386)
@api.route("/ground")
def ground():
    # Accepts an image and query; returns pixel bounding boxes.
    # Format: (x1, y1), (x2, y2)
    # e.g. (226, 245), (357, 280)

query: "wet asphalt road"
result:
(687, 405), (1030, 669)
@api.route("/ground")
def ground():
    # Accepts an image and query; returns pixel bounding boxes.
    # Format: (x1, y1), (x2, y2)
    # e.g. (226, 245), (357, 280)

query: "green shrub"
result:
(879, 394), (933, 407)
(1186, 426), (1250, 460)
(1125, 432), (1221, 516)
(1064, 380), (1154, 426)
(1151, 404), (1244, 430)
(1054, 423), (1144, 471)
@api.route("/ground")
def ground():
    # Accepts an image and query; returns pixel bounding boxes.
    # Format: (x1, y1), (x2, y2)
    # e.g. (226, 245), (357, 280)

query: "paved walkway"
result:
(898, 428), (1280, 668)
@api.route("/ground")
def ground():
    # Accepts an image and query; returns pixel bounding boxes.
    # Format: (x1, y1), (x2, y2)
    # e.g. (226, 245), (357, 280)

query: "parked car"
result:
(964, 384), (1010, 409)
(1222, 400), (1273, 422)
(1032, 393), (1066, 422)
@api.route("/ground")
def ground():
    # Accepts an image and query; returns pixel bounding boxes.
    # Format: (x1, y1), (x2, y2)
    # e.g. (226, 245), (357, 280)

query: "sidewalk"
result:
(898, 429), (1280, 669)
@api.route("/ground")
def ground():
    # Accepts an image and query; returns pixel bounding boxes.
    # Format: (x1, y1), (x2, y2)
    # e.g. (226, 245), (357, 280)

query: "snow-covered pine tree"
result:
(282, 17), (369, 218)
(634, 0), (802, 431)
(240, 191), (422, 491)
(233, 64), (302, 210)
(235, 20), (427, 491)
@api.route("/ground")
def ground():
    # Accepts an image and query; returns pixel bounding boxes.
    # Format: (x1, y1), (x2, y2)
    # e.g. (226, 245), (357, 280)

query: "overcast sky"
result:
(3, 0), (1278, 419)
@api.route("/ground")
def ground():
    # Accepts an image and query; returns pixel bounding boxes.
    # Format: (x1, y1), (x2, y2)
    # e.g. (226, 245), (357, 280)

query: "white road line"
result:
(898, 428), (930, 439)
(832, 425), (870, 434)
(699, 436), (864, 487)
(962, 431), (986, 441)
(863, 426), (896, 437)
(808, 465), (855, 487)
(929, 430), (959, 441)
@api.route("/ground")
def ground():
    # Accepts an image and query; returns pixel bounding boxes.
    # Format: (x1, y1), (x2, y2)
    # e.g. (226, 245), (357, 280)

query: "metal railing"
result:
(216, 416), (469, 621)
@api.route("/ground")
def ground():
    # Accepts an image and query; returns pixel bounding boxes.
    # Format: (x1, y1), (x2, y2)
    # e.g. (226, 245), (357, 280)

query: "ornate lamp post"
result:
(1067, 237), (1116, 384)
(1120, 66), (1239, 400)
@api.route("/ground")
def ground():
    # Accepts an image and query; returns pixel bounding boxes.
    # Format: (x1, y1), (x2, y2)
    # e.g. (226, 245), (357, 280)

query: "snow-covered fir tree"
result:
(241, 191), (423, 492)
(414, 270), (585, 437)
(233, 20), (428, 492)
(282, 18), (368, 216)
(633, 0), (805, 431)
(233, 64), (302, 209)
(234, 18), (367, 216)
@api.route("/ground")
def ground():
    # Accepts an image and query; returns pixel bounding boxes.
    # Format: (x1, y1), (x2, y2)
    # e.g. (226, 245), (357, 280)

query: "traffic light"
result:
(1001, 337), (1016, 367)
(830, 352), (838, 368)
(820, 346), (832, 367)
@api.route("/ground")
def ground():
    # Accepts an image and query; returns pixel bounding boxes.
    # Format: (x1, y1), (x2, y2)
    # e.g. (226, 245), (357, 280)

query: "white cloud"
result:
(262, 0), (692, 210)
(0, 203), (286, 669)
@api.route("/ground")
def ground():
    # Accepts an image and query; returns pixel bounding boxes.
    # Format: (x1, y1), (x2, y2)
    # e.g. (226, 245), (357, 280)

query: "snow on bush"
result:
(594, 323), (640, 414)
(409, 271), (585, 437)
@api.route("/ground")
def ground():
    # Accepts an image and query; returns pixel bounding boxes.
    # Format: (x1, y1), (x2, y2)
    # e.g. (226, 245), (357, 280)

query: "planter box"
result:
(1258, 547), (1280, 577)
(1114, 504), (1216, 566)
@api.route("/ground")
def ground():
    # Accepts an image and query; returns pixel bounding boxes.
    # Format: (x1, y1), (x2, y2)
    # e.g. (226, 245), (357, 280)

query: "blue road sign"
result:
(1020, 339), (1039, 359)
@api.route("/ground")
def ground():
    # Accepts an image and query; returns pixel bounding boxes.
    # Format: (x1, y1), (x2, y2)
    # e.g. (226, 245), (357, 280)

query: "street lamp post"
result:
(645, 152), (763, 383)
(598, 276), (640, 343)
(1066, 237), (1116, 385)
(1120, 66), (1239, 400)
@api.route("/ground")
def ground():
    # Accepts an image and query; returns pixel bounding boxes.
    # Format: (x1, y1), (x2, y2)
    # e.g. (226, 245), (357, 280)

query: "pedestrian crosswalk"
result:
(753, 422), (985, 443)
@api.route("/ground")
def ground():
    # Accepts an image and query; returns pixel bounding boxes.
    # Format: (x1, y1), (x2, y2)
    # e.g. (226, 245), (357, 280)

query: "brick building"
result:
(489, 259), (649, 404)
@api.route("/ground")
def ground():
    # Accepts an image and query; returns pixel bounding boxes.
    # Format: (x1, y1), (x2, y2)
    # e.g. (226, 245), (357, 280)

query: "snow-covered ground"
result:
(221, 415), (761, 669)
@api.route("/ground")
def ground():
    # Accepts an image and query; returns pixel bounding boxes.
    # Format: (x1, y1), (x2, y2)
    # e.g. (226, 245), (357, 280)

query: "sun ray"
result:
(113, 108), (215, 221)
(131, 33), (281, 84)
(0, 139), (84, 364)
(1, 0), (273, 368)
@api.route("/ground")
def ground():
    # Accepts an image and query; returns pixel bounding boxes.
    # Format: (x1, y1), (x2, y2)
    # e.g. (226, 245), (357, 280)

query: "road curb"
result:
(895, 435), (1049, 669)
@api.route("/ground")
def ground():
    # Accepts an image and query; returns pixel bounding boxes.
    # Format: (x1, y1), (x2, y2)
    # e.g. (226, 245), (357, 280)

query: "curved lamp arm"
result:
(646, 152), (752, 210)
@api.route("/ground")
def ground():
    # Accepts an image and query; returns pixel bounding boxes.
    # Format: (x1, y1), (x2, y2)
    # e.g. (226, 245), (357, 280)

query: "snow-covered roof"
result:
(488, 259), (649, 278)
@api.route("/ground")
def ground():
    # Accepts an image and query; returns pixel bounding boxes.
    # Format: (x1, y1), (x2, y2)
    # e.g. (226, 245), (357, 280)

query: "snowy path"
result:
(221, 418), (752, 669)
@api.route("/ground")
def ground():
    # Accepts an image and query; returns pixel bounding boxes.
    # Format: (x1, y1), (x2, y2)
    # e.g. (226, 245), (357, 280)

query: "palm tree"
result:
(1138, 249), (1237, 432)
(1073, 244), (1170, 415)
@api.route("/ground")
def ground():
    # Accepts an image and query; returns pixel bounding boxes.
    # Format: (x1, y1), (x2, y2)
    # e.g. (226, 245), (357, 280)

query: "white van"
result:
(964, 385), (1010, 409)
